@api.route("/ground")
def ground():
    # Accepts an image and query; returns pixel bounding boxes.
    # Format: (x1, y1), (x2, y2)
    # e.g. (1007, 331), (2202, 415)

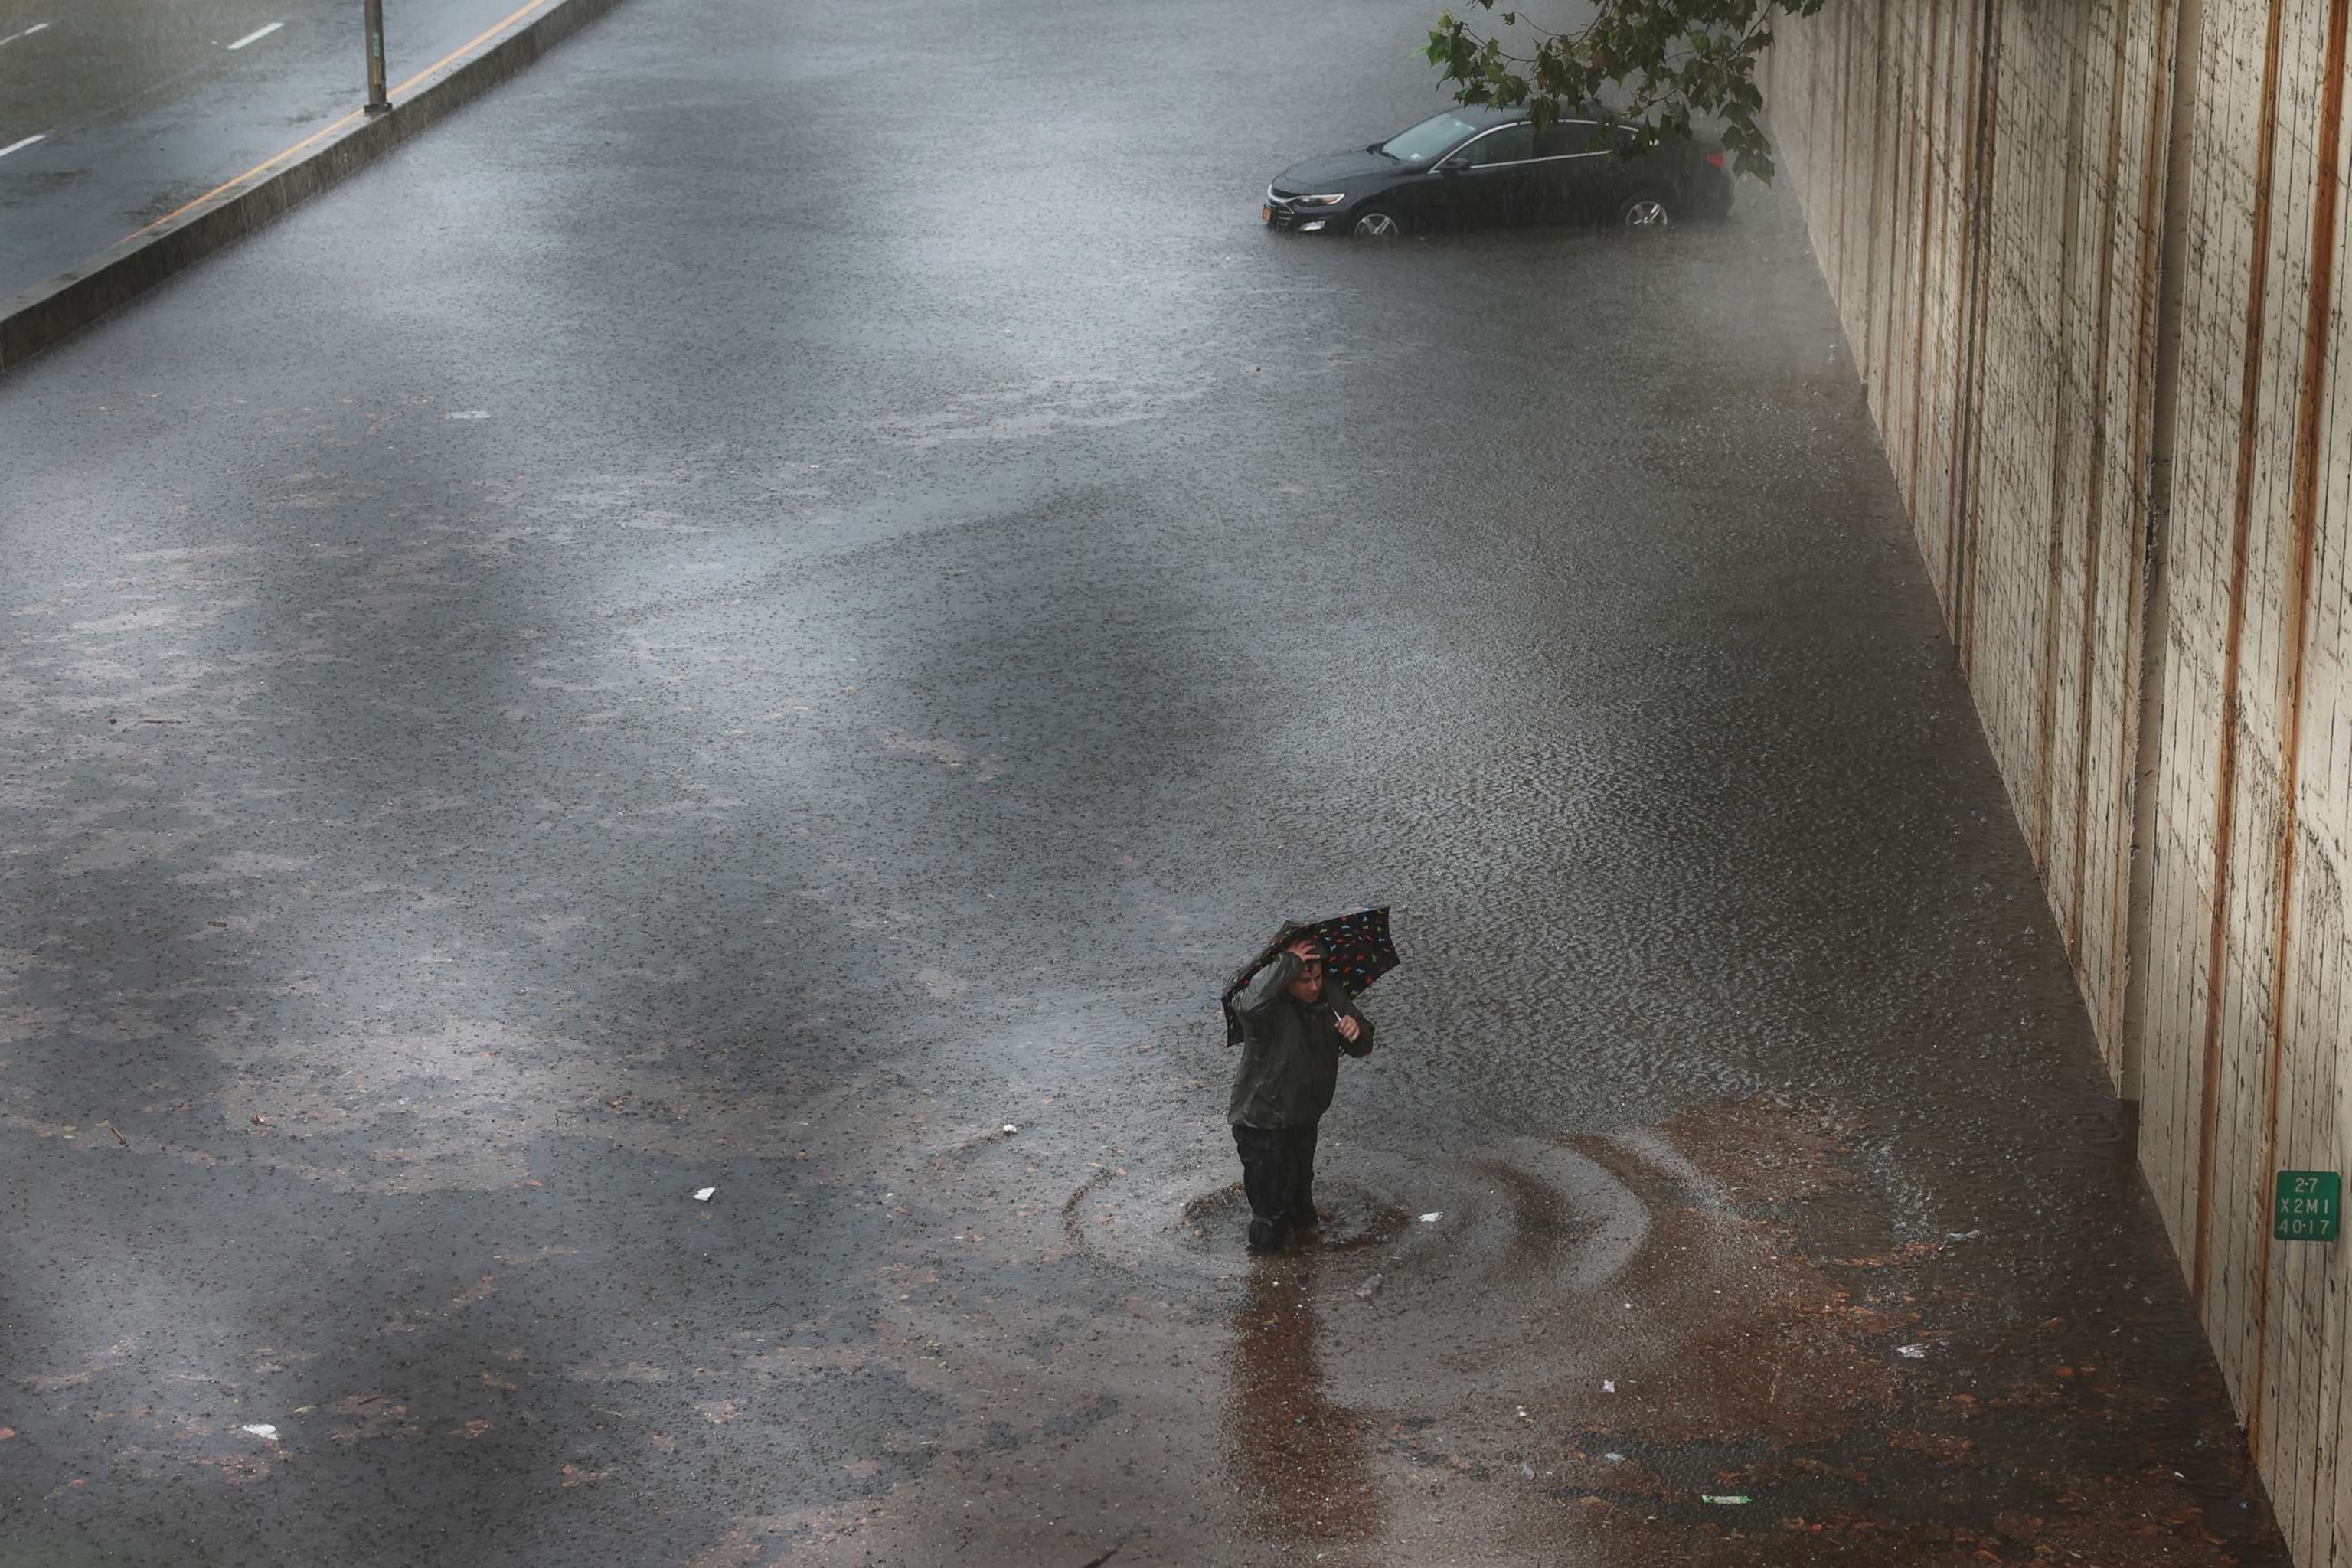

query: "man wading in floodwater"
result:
(1229, 935), (1376, 1253)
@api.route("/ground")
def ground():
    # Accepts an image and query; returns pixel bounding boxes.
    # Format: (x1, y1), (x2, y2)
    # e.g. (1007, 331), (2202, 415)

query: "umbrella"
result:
(1220, 906), (1400, 1047)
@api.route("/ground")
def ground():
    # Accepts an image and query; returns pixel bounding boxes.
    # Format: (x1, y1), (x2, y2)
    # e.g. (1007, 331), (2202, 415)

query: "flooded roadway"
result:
(0, 0), (2291, 1562)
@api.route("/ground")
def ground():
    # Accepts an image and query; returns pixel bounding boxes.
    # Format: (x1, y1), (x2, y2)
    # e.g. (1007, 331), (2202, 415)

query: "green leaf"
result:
(1426, 0), (1795, 181)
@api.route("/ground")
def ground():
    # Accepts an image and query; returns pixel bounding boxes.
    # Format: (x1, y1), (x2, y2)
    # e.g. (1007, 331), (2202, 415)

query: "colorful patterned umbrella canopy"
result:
(1220, 906), (1400, 1047)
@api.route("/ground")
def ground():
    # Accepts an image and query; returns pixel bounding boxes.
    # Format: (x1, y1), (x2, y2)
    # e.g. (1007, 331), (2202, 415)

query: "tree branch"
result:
(1424, 0), (1824, 182)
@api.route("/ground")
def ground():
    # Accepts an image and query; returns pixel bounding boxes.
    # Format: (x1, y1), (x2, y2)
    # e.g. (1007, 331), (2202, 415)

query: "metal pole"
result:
(364, 0), (389, 113)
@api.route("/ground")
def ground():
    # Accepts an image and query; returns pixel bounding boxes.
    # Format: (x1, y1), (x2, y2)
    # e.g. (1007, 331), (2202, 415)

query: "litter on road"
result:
(1700, 1494), (1751, 1505)
(240, 1424), (278, 1440)
(1897, 1343), (1928, 1358)
(1355, 1275), (1382, 1299)
(1001, 1124), (1018, 1135)
(1602, 1380), (1617, 1393)
(691, 1187), (716, 1202)
(1418, 1211), (1441, 1223)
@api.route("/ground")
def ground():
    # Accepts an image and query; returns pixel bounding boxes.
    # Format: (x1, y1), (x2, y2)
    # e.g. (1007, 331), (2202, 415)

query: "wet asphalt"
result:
(0, 0), (2293, 1563)
(0, 0), (535, 300)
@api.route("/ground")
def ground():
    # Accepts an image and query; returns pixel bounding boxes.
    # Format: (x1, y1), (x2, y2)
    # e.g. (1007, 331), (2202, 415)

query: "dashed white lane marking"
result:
(227, 21), (283, 49)
(0, 21), (51, 47)
(0, 133), (47, 158)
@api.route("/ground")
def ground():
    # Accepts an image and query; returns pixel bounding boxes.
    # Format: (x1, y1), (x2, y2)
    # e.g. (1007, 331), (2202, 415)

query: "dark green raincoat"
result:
(1227, 950), (1375, 1129)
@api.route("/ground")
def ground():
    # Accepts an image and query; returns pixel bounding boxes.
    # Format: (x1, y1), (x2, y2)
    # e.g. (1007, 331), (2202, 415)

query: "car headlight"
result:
(1293, 193), (1346, 207)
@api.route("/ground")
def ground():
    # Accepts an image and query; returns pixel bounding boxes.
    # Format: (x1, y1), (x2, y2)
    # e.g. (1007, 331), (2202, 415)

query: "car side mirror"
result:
(1436, 160), (1462, 175)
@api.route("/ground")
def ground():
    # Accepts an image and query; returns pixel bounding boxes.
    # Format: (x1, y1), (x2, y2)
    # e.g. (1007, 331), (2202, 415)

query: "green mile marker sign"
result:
(2274, 1171), (2341, 1243)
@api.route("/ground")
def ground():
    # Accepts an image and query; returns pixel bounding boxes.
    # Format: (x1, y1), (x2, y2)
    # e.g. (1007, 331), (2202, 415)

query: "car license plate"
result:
(1261, 205), (1272, 224)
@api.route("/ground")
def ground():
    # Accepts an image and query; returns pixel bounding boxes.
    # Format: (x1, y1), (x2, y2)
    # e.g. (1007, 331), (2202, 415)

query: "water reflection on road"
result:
(1226, 1249), (1383, 1550)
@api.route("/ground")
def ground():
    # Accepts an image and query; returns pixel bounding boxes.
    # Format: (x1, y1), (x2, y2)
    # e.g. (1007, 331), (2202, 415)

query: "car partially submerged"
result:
(1264, 104), (1733, 237)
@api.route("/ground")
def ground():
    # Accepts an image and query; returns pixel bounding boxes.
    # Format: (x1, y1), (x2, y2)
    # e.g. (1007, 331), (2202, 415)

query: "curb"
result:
(0, 0), (628, 374)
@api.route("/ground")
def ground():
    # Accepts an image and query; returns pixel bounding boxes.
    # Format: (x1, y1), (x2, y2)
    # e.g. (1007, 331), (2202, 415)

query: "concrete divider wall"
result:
(0, 0), (629, 373)
(1762, 2), (2351, 1560)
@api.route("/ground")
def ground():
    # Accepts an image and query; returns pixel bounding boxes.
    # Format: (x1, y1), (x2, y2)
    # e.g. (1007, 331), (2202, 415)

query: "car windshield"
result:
(1380, 111), (1485, 165)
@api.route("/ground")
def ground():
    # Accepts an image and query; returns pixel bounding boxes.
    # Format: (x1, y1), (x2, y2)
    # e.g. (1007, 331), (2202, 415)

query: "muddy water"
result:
(771, 1089), (2272, 1565)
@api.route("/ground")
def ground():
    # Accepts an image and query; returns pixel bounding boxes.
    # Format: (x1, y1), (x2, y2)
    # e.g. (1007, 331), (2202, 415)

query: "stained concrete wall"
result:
(1762, 1), (2352, 1560)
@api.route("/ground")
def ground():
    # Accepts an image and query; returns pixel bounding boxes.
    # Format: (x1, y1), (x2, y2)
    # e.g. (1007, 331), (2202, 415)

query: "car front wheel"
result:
(1618, 192), (1674, 230)
(1351, 207), (1403, 238)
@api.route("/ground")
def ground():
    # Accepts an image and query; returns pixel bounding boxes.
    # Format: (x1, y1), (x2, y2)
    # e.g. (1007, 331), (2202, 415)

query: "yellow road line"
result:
(126, 109), (365, 240)
(389, 0), (557, 99)
(122, 0), (561, 245)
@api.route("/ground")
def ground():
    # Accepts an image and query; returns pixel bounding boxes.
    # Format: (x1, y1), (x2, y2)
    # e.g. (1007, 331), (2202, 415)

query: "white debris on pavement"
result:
(240, 1424), (278, 1440)
(1418, 1211), (1441, 1223)
(692, 1187), (717, 1202)
(1897, 1343), (1928, 1358)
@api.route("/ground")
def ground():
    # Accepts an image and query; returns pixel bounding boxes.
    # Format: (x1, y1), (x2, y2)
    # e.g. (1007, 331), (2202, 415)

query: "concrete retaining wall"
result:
(1764, 1), (2351, 1560)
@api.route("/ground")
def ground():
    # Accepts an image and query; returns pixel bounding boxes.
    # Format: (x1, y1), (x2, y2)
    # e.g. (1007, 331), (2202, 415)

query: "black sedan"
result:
(1264, 105), (1733, 237)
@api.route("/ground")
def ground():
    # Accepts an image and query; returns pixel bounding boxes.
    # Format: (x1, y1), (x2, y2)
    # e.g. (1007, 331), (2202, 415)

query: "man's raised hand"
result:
(1334, 1015), (1361, 1044)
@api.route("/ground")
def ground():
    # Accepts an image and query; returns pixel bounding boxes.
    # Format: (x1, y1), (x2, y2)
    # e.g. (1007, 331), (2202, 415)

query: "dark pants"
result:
(1233, 1122), (1319, 1249)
